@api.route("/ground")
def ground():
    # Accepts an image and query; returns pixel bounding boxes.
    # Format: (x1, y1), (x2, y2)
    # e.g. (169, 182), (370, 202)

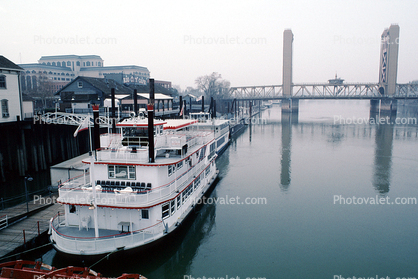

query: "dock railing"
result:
(0, 215), (8, 230)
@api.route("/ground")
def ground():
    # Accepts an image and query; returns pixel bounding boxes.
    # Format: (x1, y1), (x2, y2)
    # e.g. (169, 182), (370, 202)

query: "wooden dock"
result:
(0, 196), (63, 260)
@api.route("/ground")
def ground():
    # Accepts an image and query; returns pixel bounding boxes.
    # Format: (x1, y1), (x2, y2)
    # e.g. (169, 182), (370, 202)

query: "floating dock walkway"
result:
(0, 197), (62, 260)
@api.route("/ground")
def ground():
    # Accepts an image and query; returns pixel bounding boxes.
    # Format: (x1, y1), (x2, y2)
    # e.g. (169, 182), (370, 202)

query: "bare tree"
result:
(22, 72), (56, 110)
(195, 72), (230, 100)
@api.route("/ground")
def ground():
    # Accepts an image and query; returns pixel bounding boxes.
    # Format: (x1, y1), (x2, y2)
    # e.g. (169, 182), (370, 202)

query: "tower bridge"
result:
(224, 24), (417, 115)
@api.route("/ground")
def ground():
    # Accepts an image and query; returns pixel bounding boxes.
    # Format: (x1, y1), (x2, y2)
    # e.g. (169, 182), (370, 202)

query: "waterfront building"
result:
(19, 55), (150, 93)
(55, 76), (173, 114)
(0, 56), (24, 123)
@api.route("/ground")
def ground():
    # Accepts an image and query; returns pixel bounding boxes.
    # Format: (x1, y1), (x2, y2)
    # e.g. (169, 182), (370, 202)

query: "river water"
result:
(35, 100), (418, 279)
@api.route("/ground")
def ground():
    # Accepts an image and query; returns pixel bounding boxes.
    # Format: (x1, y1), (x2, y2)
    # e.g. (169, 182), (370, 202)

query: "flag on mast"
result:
(179, 105), (184, 117)
(73, 117), (90, 137)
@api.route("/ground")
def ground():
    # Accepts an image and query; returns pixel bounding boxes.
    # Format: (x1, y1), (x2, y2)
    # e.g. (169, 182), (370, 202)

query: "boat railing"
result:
(96, 148), (149, 163)
(93, 131), (213, 164)
(57, 158), (209, 207)
(50, 213), (164, 253)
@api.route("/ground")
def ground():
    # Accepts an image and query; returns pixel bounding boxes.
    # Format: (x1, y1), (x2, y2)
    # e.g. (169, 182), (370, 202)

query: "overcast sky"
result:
(2, 0), (417, 89)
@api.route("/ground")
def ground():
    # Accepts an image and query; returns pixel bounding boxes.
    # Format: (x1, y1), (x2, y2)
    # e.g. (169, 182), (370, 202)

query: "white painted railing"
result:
(50, 212), (164, 255)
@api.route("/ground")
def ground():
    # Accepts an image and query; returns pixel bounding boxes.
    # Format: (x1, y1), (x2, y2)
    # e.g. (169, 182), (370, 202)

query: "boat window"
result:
(108, 165), (136, 180)
(208, 142), (216, 160)
(170, 200), (176, 215)
(162, 203), (170, 219)
(141, 209), (149, 219)
(168, 165), (173, 176)
(199, 146), (206, 161)
(176, 160), (183, 169)
(177, 195), (181, 209)
(194, 175), (201, 190)
(69, 205), (76, 213)
(205, 164), (211, 177)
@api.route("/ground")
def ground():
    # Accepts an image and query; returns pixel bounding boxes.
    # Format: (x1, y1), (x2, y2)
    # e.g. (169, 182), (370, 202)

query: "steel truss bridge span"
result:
(228, 83), (418, 100)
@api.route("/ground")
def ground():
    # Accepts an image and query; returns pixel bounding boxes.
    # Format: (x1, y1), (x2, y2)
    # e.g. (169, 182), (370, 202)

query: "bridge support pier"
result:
(370, 99), (397, 115)
(281, 99), (298, 123)
(380, 99), (397, 113)
(281, 98), (299, 113)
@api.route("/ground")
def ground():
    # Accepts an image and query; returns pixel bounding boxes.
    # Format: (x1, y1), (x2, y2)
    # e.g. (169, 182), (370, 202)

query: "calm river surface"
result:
(36, 100), (418, 279)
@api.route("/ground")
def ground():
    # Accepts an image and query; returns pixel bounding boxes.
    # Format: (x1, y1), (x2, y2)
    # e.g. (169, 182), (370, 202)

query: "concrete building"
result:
(378, 24), (400, 96)
(19, 55), (150, 92)
(0, 56), (24, 123)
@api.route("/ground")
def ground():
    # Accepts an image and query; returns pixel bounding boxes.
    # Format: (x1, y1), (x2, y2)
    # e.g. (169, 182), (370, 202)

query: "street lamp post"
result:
(24, 176), (33, 213)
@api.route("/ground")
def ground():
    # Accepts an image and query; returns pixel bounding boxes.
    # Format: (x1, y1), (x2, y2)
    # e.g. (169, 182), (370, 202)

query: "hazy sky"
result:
(2, 0), (417, 89)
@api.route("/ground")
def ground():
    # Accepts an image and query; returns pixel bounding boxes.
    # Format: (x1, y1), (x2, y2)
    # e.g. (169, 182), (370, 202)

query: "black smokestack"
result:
(213, 99), (217, 118)
(201, 96), (205, 112)
(133, 88), (138, 116)
(148, 79), (155, 163)
(111, 88), (116, 133)
(93, 105), (100, 150)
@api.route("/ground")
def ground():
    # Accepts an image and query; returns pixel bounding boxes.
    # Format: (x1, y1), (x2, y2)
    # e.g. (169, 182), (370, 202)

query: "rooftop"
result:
(39, 55), (103, 60)
(0, 56), (24, 71)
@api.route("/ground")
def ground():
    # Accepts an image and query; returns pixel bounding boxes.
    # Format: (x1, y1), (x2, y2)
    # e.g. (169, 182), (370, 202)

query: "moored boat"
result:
(49, 92), (219, 257)
(0, 260), (146, 279)
(188, 112), (230, 155)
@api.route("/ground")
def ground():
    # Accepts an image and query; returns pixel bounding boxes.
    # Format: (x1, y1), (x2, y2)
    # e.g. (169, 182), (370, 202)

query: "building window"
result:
(86, 61), (90, 66)
(57, 62), (61, 67)
(98, 62), (101, 67)
(1, 99), (9, 118)
(76, 61), (80, 66)
(67, 61), (71, 66)
(0, 75), (6, 89)
(32, 76), (37, 91)
(77, 81), (83, 88)
(141, 209), (149, 219)
(108, 165), (136, 179)
(52, 62), (56, 66)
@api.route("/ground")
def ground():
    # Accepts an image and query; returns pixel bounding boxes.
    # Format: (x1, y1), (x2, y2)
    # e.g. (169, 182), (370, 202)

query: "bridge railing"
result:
(228, 83), (418, 99)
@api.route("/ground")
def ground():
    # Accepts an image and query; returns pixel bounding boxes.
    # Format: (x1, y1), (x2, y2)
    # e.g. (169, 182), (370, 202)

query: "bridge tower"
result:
(375, 24), (399, 113)
(282, 29), (298, 115)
